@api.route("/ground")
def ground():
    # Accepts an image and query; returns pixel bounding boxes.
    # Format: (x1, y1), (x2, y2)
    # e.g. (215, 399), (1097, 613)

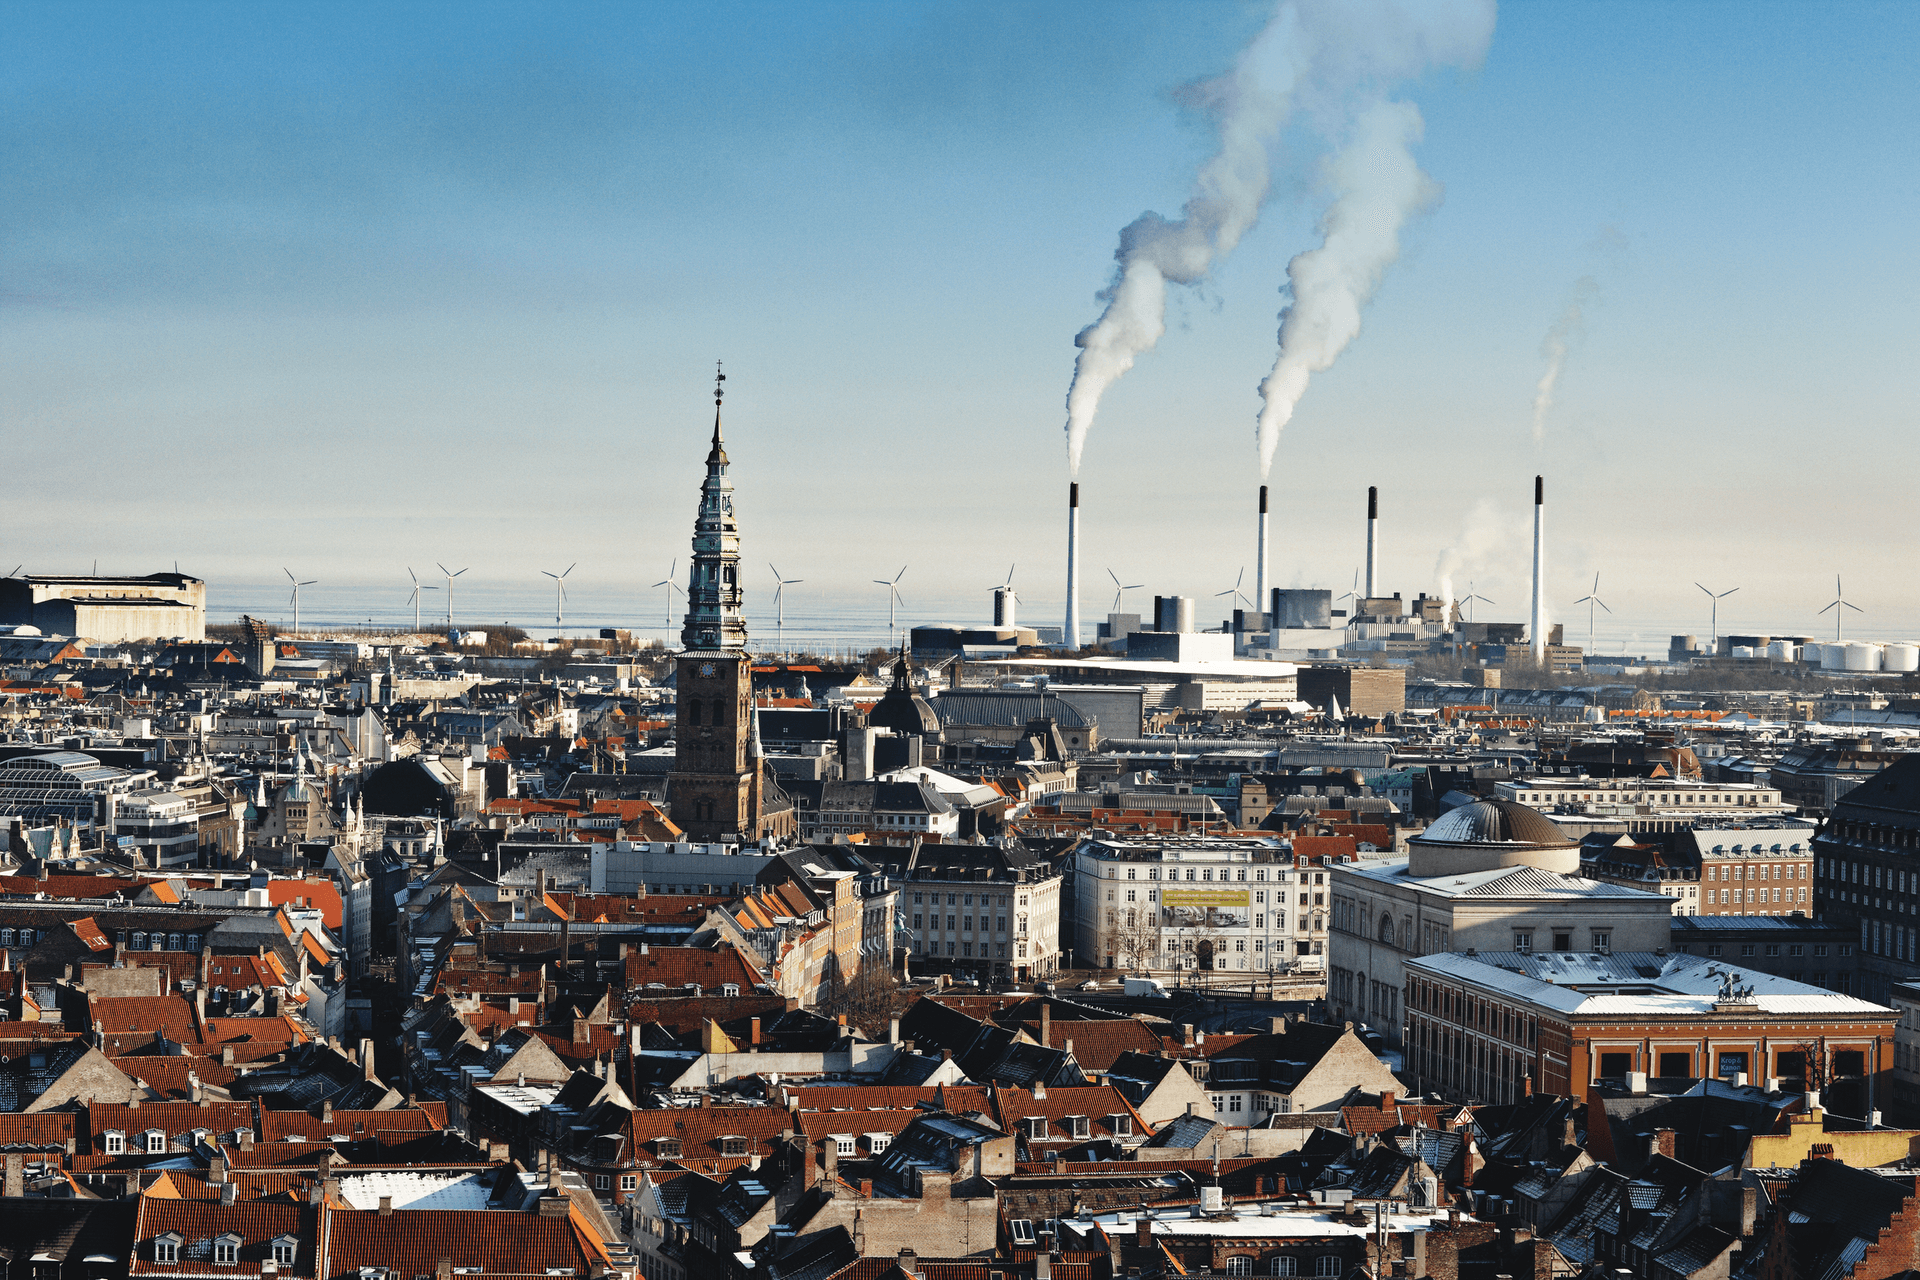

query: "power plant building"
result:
(0, 573), (206, 642)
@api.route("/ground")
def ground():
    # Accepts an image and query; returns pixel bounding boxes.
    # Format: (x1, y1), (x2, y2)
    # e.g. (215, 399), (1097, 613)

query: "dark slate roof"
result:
(933, 693), (1092, 732)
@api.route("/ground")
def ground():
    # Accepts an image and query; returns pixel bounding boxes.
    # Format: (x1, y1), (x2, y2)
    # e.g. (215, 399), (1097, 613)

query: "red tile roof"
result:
(323, 1206), (602, 1278)
(87, 994), (201, 1044)
(630, 1106), (792, 1173)
(260, 1109), (441, 1144)
(128, 1199), (317, 1277)
(623, 946), (760, 993)
(990, 1085), (1149, 1144)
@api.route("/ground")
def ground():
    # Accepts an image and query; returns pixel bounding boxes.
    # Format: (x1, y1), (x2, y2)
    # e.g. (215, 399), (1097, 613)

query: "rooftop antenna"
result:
(769, 563), (803, 649)
(1573, 572), (1611, 654)
(1463, 581), (1494, 624)
(1106, 568), (1144, 615)
(872, 566), (907, 641)
(651, 559), (685, 633)
(1695, 582), (1738, 655)
(1818, 574), (1862, 642)
(541, 563), (576, 632)
(406, 568), (439, 634)
(284, 568), (317, 638)
(437, 562), (468, 632)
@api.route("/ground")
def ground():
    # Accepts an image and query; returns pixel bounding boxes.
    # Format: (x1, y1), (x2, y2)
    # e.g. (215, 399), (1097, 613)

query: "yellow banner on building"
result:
(1160, 888), (1250, 910)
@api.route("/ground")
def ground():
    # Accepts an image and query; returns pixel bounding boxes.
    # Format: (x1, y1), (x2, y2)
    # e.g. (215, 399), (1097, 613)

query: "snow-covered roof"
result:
(1408, 951), (1894, 1018)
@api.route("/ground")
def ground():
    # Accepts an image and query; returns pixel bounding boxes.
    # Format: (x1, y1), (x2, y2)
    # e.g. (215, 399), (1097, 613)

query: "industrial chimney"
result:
(1364, 486), (1379, 600)
(1064, 482), (1080, 649)
(1530, 474), (1545, 665)
(1255, 485), (1270, 627)
(993, 587), (1016, 628)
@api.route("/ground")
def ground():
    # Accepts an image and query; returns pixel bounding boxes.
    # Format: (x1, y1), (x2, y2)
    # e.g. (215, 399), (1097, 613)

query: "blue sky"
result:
(5, 1), (1917, 647)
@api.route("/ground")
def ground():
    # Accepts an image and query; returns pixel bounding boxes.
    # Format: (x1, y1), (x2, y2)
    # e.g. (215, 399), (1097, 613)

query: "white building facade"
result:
(1072, 835), (1357, 975)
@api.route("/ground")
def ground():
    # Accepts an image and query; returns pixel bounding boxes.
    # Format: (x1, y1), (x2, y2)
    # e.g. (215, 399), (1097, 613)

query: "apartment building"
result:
(1072, 834), (1355, 975)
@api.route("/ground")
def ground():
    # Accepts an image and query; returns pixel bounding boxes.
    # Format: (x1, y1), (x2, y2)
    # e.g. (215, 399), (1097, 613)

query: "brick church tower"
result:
(668, 366), (762, 843)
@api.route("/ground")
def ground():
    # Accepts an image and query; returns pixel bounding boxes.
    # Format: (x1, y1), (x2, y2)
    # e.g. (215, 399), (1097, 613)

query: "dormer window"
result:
(1065, 1115), (1090, 1139)
(214, 1234), (242, 1266)
(721, 984), (740, 997)
(832, 1134), (855, 1156)
(720, 1136), (747, 1157)
(104, 1130), (126, 1155)
(272, 1237), (298, 1267)
(0, 929), (14, 947)
(132, 932), (149, 950)
(155, 1234), (182, 1265)
(1108, 1114), (1133, 1137)
(1024, 1117), (1048, 1140)
(655, 1138), (682, 1159)
(864, 1132), (892, 1154)
(145, 1129), (168, 1154)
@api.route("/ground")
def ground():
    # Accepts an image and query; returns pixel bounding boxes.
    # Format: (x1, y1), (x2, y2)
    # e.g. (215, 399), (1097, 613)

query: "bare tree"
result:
(1104, 905), (1160, 973)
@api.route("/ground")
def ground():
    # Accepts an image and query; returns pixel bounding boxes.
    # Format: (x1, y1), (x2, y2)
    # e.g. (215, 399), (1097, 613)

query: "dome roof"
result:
(1419, 799), (1571, 848)
(868, 651), (942, 739)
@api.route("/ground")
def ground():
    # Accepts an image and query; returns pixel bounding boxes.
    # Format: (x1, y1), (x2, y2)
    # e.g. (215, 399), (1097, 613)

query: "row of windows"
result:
(1707, 886), (1804, 904)
(152, 1235), (298, 1267)
(912, 892), (1025, 906)
(593, 1173), (642, 1192)
(1104, 864), (1323, 884)
(915, 940), (1028, 958)
(1220, 1255), (1341, 1276)
(1706, 862), (1802, 881)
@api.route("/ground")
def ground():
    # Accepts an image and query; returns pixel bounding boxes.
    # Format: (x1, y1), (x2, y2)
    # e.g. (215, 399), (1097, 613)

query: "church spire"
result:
(681, 363), (749, 653)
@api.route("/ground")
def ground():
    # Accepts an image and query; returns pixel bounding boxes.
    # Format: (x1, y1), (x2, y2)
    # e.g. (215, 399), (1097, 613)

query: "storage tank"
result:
(1732, 645), (1755, 659)
(1820, 643), (1849, 670)
(1768, 640), (1797, 662)
(1884, 643), (1920, 673)
(1842, 642), (1883, 672)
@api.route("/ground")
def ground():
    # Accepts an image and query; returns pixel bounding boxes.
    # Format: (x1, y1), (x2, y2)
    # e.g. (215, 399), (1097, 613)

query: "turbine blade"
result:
(1597, 600), (1611, 613)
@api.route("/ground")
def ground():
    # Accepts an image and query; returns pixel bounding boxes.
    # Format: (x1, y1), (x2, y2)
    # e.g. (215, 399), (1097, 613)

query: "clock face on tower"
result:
(699, 662), (717, 678)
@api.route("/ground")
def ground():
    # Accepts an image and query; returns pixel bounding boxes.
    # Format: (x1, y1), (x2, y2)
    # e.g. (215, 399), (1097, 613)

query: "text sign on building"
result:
(1160, 888), (1250, 928)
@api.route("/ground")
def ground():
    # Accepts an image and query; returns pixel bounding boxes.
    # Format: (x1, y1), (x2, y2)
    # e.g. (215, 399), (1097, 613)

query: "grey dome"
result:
(1420, 799), (1571, 848)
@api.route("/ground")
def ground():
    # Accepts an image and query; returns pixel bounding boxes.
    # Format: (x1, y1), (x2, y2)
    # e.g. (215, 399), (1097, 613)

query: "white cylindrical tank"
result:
(1820, 643), (1849, 670)
(1884, 643), (1920, 673)
(1768, 640), (1796, 662)
(1732, 645), (1755, 659)
(1842, 642), (1882, 672)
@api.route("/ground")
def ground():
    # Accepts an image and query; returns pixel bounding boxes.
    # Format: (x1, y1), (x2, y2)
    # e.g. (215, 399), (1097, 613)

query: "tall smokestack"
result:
(1065, 483), (1080, 649)
(1364, 486), (1379, 600)
(1530, 474), (1545, 665)
(1255, 486), (1269, 627)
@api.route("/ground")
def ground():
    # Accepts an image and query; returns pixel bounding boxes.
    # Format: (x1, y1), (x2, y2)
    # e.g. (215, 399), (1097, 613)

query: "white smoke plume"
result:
(1256, 100), (1436, 478)
(1531, 275), (1599, 444)
(1064, 4), (1315, 478)
(1434, 498), (1518, 627)
(1250, 1), (1494, 481)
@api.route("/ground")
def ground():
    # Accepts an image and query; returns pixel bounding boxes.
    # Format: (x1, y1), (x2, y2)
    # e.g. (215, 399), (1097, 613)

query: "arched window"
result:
(1226, 1259), (1253, 1276)
(1271, 1260), (1298, 1277)
(712, 700), (727, 725)
(688, 700), (703, 727)
(1314, 1257), (1342, 1277)
(1378, 914), (1394, 945)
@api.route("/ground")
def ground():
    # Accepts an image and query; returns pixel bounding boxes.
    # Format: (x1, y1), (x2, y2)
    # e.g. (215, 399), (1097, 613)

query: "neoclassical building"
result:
(1327, 798), (1673, 1045)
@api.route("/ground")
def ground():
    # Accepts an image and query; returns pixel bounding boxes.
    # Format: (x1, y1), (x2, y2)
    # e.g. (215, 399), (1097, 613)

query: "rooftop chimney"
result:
(1064, 483), (1081, 649)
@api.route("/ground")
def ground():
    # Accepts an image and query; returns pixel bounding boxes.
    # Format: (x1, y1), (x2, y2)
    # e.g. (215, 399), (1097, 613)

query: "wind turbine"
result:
(999, 563), (1020, 606)
(1106, 568), (1144, 615)
(284, 569), (317, 638)
(1573, 572), (1611, 653)
(437, 563), (468, 631)
(1337, 569), (1360, 614)
(406, 569), (439, 633)
(1695, 582), (1738, 654)
(651, 560), (685, 632)
(1463, 581), (1495, 624)
(1215, 568), (1254, 614)
(769, 562), (803, 642)
(872, 566), (907, 640)
(1818, 574), (1862, 642)
(541, 563), (576, 631)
